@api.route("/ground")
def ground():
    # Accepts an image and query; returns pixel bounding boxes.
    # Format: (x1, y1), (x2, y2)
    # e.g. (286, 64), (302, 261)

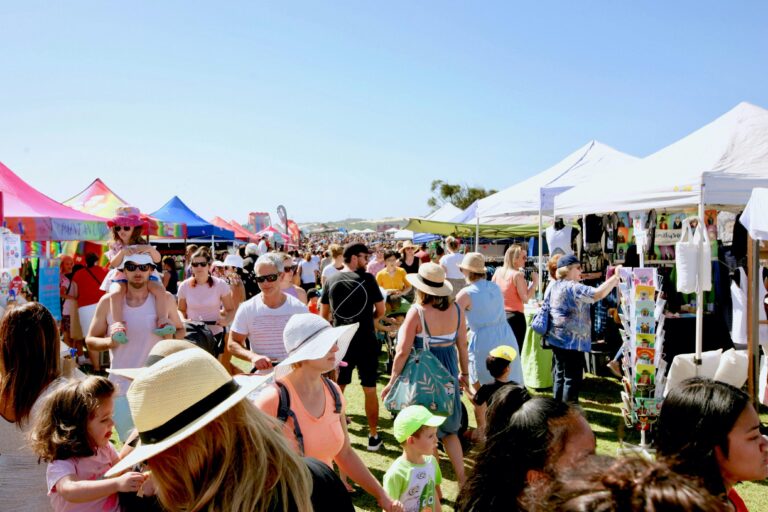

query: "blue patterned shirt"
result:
(546, 279), (597, 352)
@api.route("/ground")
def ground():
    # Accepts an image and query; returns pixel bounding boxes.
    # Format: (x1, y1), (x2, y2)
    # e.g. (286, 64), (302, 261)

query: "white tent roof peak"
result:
(478, 140), (639, 218)
(555, 101), (768, 216)
(424, 203), (463, 221)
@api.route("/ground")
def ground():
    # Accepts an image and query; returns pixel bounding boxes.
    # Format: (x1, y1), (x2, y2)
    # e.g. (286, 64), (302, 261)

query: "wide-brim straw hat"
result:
(275, 314), (358, 379)
(399, 240), (417, 252)
(458, 252), (486, 274)
(105, 349), (268, 477)
(107, 206), (148, 228)
(406, 262), (453, 297)
(107, 339), (200, 380)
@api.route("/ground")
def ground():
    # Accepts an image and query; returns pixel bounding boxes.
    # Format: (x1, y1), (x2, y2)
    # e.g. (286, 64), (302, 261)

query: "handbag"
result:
(383, 306), (457, 416)
(531, 285), (553, 349)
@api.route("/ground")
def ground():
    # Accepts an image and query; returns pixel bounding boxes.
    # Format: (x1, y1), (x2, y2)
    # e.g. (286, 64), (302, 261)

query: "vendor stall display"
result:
(616, 267), (666, 447)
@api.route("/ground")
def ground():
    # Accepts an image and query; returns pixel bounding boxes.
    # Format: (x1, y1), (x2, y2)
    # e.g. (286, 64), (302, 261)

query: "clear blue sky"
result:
(1, 1), (766, 224)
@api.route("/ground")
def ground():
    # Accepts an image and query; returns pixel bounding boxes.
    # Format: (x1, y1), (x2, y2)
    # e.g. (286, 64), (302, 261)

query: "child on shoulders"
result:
(103, 207), (175, 344)
(29, 376), (147, 511)
(383, 405), (445, 512)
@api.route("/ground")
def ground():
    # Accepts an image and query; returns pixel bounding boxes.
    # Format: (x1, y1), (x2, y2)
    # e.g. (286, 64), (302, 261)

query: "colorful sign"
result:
(38, 265), (61, 321)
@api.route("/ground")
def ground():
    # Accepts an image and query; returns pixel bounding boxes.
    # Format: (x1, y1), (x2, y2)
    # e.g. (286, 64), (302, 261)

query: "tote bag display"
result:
(675, 218), (711, 294)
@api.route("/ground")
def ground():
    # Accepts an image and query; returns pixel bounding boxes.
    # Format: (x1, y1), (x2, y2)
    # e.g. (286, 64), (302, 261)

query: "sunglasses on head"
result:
(124, 262), (153, 272)
(115, 225), (133, 231)
(190, 261), (209, 268)
(255, 273), (280, 283)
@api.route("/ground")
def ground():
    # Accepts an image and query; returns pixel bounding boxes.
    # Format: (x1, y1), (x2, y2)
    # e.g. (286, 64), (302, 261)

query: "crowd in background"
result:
(0, 221), (765, 511)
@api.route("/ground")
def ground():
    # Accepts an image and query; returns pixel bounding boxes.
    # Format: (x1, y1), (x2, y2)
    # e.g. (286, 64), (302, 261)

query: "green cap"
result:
(394, 405), (446, 443)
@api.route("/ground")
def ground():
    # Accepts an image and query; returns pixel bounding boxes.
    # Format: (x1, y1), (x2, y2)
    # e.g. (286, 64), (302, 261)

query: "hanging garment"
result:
(546, 225), (574, 256)
(731, 267), (747, 345)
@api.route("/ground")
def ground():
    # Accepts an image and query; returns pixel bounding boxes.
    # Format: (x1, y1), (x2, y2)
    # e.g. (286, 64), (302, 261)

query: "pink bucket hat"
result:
(108, 206), (148, 229)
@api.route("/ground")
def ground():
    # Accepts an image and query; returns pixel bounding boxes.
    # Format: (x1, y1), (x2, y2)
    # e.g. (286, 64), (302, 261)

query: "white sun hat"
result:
(223, 254), (244, 269)
(105, 349), (268, 477)
(117, 253), (155, 271)
(275, 314), (359, 379)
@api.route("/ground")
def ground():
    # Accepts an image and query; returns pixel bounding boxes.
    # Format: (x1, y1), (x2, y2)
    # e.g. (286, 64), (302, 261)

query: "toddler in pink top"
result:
(29, 377), (147, 511)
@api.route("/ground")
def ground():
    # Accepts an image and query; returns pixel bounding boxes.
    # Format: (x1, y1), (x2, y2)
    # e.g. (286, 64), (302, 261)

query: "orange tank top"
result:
(492, 270), (524, 313)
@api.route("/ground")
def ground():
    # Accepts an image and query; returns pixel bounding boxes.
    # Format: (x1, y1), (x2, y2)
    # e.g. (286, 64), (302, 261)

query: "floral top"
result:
(545, 279), (597, 352)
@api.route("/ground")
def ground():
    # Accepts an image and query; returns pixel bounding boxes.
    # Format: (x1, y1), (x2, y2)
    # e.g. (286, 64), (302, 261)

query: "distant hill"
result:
(300, 217), (408, 232)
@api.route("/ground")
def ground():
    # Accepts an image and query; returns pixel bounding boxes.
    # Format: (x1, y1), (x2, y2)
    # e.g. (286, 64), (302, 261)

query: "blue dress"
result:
(463, 280), (524, 386)
(413, 304), (462, 438)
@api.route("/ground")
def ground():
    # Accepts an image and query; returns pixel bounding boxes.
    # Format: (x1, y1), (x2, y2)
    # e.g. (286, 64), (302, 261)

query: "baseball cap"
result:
(394, 405), (446, 443)
(118, 253), (155, 270)
(489, 345), (517, 362)
(342, 243), (370, 259)
(556, 254), (580, 269)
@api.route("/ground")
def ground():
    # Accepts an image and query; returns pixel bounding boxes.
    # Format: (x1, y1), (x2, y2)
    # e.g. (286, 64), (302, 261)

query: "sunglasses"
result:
(190, 261), (209, 268)
(283, 266), (295, 272)
(255, 273), (280, 283)
(124, 262), (153, 272)
(115, 225), (133, 231)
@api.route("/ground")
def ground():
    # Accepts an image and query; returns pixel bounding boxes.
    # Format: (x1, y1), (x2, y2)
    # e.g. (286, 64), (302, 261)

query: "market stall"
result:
(211, 216), (257, 242)
(149, 196), (235, 240)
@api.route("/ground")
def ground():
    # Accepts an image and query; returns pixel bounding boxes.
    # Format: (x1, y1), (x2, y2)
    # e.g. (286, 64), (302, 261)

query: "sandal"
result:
(153, 323), (177, 337)
(110, 322), (128, 344)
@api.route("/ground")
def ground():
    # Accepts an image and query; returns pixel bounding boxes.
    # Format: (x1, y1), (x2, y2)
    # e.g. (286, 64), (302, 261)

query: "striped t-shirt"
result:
(231, 294), (308, 361)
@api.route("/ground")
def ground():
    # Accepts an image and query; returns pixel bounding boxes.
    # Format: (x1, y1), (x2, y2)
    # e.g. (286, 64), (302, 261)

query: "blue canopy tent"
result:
(149, 196), (235, 240)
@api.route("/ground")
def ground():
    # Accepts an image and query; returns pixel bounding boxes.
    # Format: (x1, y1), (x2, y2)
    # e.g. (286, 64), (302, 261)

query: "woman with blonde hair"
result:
(492, 245), (538, 347)
(105, 348), (353, 511)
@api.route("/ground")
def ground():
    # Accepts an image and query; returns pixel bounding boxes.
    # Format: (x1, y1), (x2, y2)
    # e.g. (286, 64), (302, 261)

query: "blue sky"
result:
(1, 2), (766, 224)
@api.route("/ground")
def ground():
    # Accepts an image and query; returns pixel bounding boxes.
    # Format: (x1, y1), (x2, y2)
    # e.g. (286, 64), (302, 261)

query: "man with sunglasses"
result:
(86, 253), (186, 441)
(229, 253), (308, 370)
(321, 243), (386, 451)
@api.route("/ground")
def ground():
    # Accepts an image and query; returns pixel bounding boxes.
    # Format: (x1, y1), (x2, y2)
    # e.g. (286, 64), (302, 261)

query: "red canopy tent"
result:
(0, 162), (108, 241)
(210, 216), (257, 242)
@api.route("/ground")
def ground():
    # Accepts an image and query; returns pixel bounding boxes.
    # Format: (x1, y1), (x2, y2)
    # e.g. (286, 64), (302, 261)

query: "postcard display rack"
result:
(616, 267), (668, 449)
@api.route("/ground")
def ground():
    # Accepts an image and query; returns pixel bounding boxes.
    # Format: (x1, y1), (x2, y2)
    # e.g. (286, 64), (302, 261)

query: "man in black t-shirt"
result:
(321, 242), (386, 451)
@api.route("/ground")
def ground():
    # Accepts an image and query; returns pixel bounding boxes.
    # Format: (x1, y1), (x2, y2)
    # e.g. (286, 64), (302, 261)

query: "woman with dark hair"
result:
(0, 302), (66, 510)
(381, 263), (469, 486)
(161, 256), (178, 295)
(457, 384), (595, 512)
(655, 377), (768, 511)
(531, 455), (729, 512)
(177, 247), (235, 357)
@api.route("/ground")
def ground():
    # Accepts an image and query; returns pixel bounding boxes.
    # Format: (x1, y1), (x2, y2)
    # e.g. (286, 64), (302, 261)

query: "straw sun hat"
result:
(458, 252), (486, 274)
(105, 349), (268, 477)
(406, 262), (453, 297)
(275, 314), (359, 379)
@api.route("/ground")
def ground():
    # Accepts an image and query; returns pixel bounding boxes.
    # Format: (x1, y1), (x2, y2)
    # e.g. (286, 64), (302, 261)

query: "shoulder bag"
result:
(383, 305), (457, 416)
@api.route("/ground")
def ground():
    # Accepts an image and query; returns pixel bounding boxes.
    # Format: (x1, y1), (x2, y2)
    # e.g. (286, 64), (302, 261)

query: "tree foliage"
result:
(427, 180), (497, 210)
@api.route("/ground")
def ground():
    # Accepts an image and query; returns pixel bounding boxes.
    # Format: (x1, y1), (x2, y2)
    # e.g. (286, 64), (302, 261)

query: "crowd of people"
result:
(0, 208), (766, 511)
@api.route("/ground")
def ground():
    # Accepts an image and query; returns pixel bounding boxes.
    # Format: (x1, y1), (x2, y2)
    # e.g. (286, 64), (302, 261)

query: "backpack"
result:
(275, 377), (342, 455)
(183, 321), (218, 357)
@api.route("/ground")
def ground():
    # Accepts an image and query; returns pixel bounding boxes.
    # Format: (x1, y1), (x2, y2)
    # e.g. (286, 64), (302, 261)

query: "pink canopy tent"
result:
(210, 216), (257, 242)
(0, 161), (108, 241)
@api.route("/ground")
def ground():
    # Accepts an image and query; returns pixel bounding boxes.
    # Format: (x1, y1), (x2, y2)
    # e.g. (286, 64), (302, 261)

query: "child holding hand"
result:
(383, 405), (445, 512)
(103, 207), (175, 343)
(29, 376), (147, 511)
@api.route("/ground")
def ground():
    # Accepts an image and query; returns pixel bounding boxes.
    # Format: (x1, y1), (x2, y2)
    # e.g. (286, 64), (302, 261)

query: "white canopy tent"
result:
(477, 140), (639, 289)
(424, 203), (463, 222)
(555, 102), (768, 217)
(554, 102), (768, 366)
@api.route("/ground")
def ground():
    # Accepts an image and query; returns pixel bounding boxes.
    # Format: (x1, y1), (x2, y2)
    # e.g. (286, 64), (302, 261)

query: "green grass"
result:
(198, 353), (768, 511)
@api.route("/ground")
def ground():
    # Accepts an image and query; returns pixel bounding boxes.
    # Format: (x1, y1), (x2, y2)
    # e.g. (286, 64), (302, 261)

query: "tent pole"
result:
(538, 205), (543, 298)
(694, 182), (705, 366)
(475, 216), (479, 252)
(747, 235), (760, 409)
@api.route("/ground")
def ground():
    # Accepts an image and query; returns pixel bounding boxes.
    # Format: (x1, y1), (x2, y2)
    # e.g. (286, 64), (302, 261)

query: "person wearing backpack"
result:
(254, 314), (404, 512)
